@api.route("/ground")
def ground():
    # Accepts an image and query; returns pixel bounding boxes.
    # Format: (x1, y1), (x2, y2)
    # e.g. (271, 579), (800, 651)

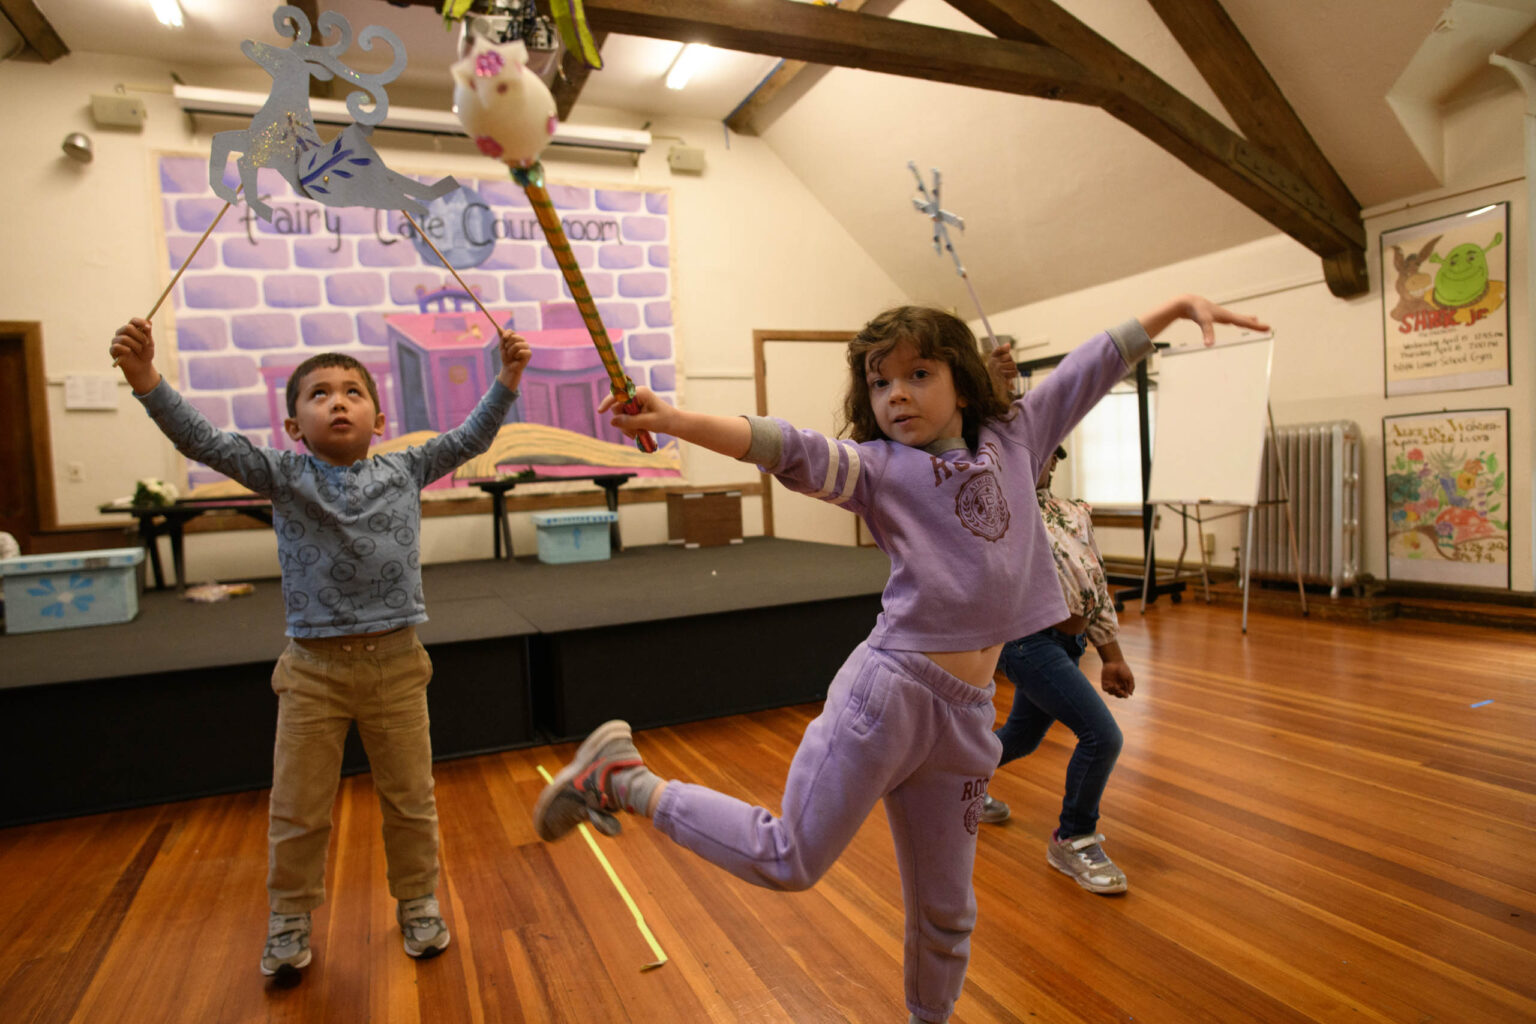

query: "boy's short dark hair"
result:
(285, 353), (381, 417)
(841, 306), (1013, 449)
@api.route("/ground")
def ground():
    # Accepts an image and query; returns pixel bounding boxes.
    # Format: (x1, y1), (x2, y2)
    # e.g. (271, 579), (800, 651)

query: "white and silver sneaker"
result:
(1046, 831), (1128, 894)
(397, 894), (451, 959)
(260, 911), (312, 976)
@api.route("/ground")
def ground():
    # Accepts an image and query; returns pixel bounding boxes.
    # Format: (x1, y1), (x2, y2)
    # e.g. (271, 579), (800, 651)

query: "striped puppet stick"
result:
(512, 163), (657, 454)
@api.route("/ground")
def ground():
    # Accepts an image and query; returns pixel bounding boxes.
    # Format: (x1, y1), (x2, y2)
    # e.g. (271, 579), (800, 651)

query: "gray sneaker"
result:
(533, 720), (642, 842)
(979, 794), (1010, 824)
(260, 912), (312, 976)
(397, 894), (450, 958)
(1047, 831), (1128, 894)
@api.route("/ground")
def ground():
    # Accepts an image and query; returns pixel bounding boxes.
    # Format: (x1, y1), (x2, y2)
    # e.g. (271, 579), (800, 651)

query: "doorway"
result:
(753, 329), (872, 547)
(0, 322), (58, 552)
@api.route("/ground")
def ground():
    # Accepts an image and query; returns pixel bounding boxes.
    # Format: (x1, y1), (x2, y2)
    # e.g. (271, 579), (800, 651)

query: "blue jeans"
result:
(995, 628), (1123, 838)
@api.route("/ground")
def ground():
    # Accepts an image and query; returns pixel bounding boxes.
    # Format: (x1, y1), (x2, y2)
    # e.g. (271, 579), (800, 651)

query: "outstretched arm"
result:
(1138, 295), (1269, 346)
(600, 387), (751, 459)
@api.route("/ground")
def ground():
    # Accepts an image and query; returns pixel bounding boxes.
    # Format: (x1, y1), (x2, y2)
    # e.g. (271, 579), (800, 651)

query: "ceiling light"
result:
(150, 0), (184, 30)
(665, 44), (711, 91)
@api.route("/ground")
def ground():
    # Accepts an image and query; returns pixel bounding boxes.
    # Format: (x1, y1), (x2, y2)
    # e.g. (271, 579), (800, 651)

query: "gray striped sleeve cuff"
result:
(740, 415), (783, 468)
(1106, 318), (1153, 367)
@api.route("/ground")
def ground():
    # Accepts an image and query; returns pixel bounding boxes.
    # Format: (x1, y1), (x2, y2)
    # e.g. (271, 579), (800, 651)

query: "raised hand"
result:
(497, 329), (533, 390)
(110, 318), (162, 394)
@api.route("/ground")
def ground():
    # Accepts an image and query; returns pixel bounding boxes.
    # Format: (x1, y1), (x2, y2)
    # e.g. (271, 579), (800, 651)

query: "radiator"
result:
(1251, 421), (1362, 596)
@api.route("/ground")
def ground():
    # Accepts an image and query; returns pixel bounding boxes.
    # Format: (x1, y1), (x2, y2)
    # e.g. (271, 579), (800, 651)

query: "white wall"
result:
(982, 85), (1529, 591)
(0, 51), (904, 580)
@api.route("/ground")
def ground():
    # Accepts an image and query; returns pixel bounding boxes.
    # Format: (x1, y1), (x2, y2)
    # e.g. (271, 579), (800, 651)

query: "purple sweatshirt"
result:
(742, 321), (1152, 652)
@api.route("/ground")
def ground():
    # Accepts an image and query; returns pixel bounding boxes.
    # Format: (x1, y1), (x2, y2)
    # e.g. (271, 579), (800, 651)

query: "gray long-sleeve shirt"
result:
(137, 379), (515, 637)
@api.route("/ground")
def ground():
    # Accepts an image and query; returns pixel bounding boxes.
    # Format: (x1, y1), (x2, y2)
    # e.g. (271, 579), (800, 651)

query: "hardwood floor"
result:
(2, 602), (1532, 1023)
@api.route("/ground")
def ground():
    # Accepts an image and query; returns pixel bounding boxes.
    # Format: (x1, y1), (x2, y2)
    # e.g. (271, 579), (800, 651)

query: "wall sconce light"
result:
(62, 132), (94, 163)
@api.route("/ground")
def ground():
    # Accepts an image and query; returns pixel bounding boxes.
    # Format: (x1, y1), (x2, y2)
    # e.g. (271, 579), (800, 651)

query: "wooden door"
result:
(0, 323), (56, 553)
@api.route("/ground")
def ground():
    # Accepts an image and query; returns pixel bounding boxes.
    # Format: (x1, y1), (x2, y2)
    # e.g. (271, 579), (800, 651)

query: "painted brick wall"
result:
(158, 155), (676, 488)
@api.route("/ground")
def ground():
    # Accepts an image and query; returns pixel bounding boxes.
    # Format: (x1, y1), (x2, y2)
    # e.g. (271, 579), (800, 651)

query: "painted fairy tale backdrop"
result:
(1383, 408), (1510, 588)
(155, 153), (682, 495)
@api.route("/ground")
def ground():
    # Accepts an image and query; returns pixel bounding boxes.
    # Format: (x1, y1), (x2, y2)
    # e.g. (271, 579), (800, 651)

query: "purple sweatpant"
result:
(654, 643), (1002, 1022)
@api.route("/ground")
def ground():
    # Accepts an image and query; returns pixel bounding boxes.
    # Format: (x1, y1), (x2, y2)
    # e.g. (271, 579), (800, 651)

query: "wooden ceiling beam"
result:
(385, 0), (1368, 296)
(944, 0), (1365, 294)
(579, 0), (1108, 103)
(552, 30), (607, 121)
(0, 0), (69, 62)
(724, 0), (871, 137)
(1142, 0), (1365, 294)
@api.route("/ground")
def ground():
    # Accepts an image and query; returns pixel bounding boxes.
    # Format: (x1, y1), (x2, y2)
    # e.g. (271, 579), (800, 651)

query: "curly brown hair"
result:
(285, 353), (381, 418)
(840, 306), (1012, 449)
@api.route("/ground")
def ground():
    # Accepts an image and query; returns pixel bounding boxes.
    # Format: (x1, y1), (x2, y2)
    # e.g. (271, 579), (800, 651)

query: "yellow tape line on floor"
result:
(537, 763), (668, 970)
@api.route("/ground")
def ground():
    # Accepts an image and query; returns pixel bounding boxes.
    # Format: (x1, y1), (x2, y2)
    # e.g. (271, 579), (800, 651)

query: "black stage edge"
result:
(1, 539), (890, 827)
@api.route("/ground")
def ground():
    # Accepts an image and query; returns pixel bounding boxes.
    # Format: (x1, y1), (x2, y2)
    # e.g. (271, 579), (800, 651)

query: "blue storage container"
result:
(531, 511), (617, 564)
(0, 547), (145, 633)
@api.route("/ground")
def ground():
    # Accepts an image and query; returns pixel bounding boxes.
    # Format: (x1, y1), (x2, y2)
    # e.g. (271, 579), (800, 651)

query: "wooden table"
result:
(97, 499), (273, 591)
(473, 473), (636, 559)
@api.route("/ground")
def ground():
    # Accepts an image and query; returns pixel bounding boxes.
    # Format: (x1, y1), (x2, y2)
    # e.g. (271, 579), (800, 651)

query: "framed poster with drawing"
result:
(1381, 202), (1508, 397)
(1383, 408), (1510, 588)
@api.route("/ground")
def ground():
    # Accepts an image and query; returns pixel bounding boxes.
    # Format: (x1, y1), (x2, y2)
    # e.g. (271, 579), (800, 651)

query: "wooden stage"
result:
(0, 539), (889, 828)
(1, 600), (1531, 1023)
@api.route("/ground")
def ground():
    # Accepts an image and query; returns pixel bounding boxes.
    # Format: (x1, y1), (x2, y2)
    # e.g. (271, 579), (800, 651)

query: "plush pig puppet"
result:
(452, 36), (558, 167)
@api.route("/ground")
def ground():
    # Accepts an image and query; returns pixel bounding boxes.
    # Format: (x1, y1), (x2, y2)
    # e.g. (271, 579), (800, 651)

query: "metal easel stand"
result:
(1143, 502), (1248, 606)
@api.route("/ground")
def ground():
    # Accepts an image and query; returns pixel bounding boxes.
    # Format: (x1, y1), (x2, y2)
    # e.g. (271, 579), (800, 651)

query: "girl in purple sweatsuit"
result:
(534, 296), (1267, 1022)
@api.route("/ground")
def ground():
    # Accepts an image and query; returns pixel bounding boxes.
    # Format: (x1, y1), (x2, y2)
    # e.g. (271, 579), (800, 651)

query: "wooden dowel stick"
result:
(115, 185), (241, 368)
(400, 210), (502, 337)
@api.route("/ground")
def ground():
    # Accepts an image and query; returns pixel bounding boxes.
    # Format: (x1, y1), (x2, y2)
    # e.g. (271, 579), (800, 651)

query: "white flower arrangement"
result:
(133, 478), (179, 508)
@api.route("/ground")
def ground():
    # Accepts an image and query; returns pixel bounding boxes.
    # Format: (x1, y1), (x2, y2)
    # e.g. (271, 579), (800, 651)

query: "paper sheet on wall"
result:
(64, 374), (120, 411)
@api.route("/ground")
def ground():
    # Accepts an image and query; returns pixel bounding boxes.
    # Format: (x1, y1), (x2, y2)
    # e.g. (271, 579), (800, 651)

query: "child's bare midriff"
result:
(925, 645), (1004, 689)
(927, 612), (1090, 688)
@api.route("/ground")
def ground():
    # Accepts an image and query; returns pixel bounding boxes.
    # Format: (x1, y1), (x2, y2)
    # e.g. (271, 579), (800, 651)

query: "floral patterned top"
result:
(1038, 488), (1119, 647)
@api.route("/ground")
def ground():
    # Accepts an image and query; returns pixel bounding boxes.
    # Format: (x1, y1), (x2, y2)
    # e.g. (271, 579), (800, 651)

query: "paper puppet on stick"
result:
(443, 5), (657, 453)
(131, 5), (516, 346)
(126, 4), (473, 349)
(909, 162), (1000, 352)
(211, 5), (459, 222)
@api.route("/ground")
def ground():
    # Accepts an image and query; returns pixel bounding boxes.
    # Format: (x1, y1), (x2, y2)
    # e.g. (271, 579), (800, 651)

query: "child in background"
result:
(109, 316), (531, 978)
(532, 297), (1267, 1022)
(974, 434), (1137, 896)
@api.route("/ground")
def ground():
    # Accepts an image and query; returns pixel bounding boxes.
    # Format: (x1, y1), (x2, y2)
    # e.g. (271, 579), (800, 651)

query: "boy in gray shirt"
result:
(111, 316), (530, 978)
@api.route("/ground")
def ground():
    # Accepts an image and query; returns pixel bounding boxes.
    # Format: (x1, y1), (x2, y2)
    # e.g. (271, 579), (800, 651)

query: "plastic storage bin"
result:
(531, 511), (617, 564)
(0, 547), (145, 633)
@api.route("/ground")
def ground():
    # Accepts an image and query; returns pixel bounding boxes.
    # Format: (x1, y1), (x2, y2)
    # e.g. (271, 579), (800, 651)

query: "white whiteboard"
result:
(1146, 335), (1273, 506)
